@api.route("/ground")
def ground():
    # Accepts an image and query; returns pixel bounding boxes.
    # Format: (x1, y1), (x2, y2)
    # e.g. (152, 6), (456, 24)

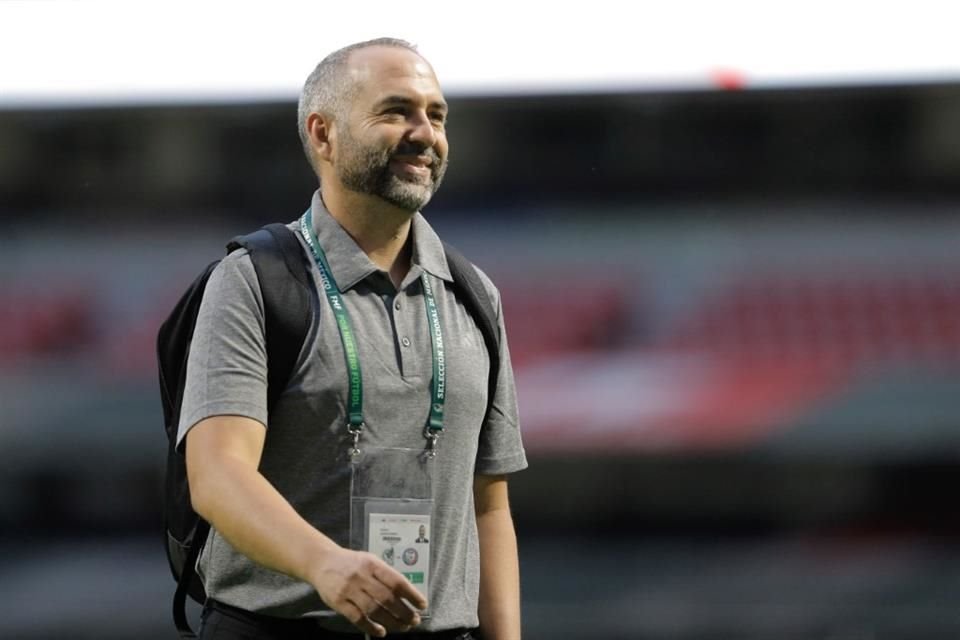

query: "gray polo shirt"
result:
(177, 191), (527, 631)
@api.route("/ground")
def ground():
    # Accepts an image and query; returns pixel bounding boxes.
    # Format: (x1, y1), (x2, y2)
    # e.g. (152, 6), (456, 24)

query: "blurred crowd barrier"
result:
(4, 78), (960, 636)
(3, 205), (960, 638)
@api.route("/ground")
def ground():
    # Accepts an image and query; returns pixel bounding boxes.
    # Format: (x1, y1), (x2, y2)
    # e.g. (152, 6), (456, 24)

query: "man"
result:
(179, 38), (527, 640)
(416, 525), (429, 544)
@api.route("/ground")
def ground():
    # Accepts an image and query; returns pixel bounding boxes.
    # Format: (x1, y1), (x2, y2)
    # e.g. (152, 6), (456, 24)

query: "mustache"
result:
(390, 141), (441, 166)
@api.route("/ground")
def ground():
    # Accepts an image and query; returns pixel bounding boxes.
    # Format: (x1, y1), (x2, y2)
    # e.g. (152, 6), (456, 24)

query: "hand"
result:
(309, 547), (428, 637)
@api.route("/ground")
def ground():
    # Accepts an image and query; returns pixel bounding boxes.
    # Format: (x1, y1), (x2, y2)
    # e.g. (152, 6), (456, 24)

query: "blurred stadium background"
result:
(2, 1), (959, 638)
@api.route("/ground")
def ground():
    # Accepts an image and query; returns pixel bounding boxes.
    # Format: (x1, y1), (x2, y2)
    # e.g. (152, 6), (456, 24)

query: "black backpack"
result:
(157, 222), (501, 638)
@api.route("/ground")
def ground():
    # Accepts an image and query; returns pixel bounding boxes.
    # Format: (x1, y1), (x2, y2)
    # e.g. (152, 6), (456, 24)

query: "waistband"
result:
(205, 599), (478, 640)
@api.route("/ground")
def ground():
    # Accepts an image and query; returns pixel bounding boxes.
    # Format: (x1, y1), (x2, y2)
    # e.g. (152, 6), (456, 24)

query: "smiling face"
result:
(331, 46), (449, 212)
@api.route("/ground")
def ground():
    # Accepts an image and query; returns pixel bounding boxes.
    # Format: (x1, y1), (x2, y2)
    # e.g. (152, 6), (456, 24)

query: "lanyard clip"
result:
(424, 427), (441, 458)
(348, 423), (363, 458)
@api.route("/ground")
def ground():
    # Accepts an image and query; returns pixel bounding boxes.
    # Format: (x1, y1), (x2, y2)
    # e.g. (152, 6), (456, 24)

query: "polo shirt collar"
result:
(410, 210), (453, 284)
(309, 191), (452, 291)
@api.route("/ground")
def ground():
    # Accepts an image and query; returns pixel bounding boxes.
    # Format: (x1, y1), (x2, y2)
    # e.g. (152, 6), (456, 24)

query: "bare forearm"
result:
(191, 456), (336, 585)
(185, 418), (425, 637)
(476, 484), (522, 640)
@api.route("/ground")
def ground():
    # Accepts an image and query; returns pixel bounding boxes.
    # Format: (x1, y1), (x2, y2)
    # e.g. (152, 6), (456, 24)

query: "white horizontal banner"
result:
(1, 0), (958, 107)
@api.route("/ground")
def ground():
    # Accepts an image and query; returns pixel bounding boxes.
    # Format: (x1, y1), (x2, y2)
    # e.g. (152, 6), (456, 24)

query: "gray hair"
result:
(297, 37), (419, 168)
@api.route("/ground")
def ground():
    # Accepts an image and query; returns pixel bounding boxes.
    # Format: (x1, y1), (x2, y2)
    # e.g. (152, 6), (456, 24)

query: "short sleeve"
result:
(176, 250), (269, 447)
(473, 270), (528, 475)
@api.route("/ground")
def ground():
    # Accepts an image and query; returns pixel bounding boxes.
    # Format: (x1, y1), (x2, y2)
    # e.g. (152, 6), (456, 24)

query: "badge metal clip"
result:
(424, 426), (440, 458)
(348, 423), (364, 458)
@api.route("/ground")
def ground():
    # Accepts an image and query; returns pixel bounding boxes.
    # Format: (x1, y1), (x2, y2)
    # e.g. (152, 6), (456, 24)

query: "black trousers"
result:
(199, 600), (478, 640)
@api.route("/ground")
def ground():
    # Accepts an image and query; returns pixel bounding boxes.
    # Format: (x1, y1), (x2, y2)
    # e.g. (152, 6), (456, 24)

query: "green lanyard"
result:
(298, 209), (446, 455)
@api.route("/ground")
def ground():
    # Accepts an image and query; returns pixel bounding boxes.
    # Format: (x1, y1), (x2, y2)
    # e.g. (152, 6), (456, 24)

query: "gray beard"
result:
(336, 134), (446, 212)
(374, 171), (436, 212)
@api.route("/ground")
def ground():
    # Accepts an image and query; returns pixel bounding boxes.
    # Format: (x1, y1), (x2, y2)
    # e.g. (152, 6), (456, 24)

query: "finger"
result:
(373, 564), (429, 611)
(365, 603), (416, 633)
(341, 599), (387, 638)
(344, 588), (413, 634)
(364, 580), (422, 626)
(370, 595), (420, 628)
(393, 579), (428, 611)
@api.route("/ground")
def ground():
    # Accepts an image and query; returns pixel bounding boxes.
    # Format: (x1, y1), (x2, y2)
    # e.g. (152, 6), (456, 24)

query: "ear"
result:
(306, 112), (336, 163)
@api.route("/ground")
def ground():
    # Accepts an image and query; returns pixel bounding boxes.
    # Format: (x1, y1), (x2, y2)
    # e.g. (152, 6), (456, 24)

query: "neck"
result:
(321, 187), (415, 288)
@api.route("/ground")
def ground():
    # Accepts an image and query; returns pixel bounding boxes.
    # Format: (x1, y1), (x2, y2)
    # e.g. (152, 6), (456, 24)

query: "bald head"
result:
(297, 38), (424, 168)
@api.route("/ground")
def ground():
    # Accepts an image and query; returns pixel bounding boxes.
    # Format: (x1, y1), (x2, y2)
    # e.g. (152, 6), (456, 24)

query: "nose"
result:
(406, 110), (438, 148)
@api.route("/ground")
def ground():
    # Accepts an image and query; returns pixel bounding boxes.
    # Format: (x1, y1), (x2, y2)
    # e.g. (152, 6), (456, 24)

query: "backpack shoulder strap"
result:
(228, 223), (312, 412)
(172, 519), (209, 638)
(442, 242), (501, 421)
(157, 259), (221, 435)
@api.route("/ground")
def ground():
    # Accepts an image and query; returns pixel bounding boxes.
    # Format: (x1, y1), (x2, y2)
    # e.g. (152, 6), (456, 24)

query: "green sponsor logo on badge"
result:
(403, 572), (424, 584)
